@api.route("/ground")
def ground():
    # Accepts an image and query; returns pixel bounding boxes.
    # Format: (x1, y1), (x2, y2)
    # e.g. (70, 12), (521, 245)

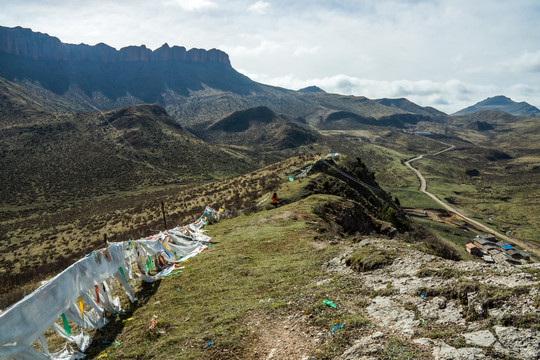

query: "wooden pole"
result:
(161, 201), (167, 229)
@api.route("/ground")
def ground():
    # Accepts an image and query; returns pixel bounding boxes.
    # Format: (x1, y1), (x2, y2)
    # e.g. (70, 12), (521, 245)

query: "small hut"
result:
(466, 243), (482, 256)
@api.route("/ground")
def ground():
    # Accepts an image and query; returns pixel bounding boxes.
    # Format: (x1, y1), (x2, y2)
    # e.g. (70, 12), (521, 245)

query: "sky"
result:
(1, 0), (539, 113)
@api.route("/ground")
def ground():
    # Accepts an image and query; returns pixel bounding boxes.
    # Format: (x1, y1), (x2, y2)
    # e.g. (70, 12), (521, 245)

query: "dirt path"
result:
(405, 146), (540, 258)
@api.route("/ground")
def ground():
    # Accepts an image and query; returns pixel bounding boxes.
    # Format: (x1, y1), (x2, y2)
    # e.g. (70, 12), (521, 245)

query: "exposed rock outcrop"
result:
(327, 239), (540, 360)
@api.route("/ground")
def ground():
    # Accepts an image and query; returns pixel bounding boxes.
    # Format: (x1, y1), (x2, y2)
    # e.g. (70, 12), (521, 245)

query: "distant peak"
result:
(298, 86), (326, 93)
(479, 95), (514, 105)
(453, 95), (540, 117)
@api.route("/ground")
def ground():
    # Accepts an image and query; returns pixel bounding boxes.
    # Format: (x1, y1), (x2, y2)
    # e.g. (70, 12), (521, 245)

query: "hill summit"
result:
(192, 106), (320, 150)
(453, 95), (540, 117)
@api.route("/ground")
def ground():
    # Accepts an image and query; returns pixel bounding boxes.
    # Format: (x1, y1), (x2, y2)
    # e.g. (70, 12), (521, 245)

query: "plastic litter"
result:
(419, 318), (426, 325)
(97, 354), (108, 359)
(331, 324), (344, 332)
(122, 317), (134, 323)
(204, 341), (214, 348)
(420, 292), (425, 299)
(323, 300), (337, 308)
(289, 177), (294, 182)
(149, 315), (157, 329)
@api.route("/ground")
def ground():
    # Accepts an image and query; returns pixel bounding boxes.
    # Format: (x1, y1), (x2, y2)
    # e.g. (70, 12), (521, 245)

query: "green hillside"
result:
(32, 155), (468, 360)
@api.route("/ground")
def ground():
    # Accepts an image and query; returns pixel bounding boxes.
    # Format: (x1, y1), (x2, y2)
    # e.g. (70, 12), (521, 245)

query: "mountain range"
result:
(2, 25), (539, 130)
(0, 25), (445, 127)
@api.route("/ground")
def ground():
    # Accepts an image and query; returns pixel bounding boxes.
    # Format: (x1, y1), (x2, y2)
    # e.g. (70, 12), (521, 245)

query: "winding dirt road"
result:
(405, 146), (540, 258)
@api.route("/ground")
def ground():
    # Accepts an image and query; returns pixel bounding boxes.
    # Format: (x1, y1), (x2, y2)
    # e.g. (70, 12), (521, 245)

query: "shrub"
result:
(346, 245), (397, 272)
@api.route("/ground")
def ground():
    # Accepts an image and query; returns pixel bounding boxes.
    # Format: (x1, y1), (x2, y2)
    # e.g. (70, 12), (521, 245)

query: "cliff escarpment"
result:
(0, 26), (255, 102)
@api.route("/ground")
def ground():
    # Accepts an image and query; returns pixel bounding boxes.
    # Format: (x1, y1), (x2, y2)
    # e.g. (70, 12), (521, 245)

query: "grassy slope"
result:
(0, 156), (308, 308)
(39, 157), (462, 360)
(87, 195), (340, 359)
(81, 193), (431, 360)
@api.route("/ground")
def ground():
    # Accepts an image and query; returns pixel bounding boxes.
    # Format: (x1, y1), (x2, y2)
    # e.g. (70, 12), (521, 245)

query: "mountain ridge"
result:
(0, 26), (230, 65)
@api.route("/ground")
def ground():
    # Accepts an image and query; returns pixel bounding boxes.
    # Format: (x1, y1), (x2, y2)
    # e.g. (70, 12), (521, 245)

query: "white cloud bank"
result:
(246, 72), (540, 114)
(248, 1), (270, 14)
(164, 0), (217, 11)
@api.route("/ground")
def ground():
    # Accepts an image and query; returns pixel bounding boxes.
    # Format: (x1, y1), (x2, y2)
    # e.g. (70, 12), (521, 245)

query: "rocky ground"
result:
(323, 238), (540, 360)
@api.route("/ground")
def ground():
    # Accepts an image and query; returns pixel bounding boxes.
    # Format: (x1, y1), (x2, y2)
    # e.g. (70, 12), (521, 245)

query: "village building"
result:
(492, 252), (509, 264)
(473, 238), (492, 248)
(475, 234), (497, 242)
(506, 249), (523, 260)
(466, 243), (482, 256)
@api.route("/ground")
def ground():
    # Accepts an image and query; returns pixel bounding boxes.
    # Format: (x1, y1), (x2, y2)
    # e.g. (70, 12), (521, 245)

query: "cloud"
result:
(222, 39), (282, 57)
(504, 51), (540, 73)
(293, 45), (320, 56)
(163, 0), (217, 11)
(248, 1), (270, 14)
(243, 72), (500, 113)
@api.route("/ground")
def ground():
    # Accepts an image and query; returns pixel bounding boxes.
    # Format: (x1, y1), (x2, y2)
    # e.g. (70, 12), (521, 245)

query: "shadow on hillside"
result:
(84, 279), (162, 357)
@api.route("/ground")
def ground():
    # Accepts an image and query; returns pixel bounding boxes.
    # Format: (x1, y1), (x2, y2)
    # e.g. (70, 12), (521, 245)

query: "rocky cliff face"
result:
(0, 26), (249, 103)
(0, 26), (230, 65)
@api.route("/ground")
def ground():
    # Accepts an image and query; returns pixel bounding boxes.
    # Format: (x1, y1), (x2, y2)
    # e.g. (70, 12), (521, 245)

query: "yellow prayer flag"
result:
(78, 296), (84, 318)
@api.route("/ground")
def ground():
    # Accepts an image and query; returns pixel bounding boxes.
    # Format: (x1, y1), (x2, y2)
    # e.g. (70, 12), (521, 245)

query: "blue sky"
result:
(1, 0), (539, 113)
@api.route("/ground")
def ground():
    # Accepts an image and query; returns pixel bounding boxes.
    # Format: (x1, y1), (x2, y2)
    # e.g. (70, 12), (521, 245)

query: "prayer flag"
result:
(61, 313), (71, 337)
(78, 296), (84, 318)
